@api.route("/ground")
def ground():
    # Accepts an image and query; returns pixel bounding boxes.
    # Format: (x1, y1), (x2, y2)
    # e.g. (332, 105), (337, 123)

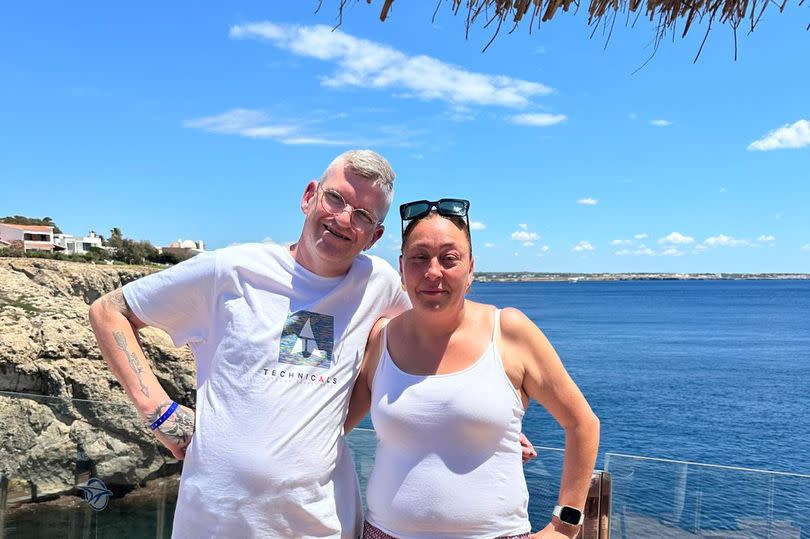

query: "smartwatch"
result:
(553, 504), (584, 526)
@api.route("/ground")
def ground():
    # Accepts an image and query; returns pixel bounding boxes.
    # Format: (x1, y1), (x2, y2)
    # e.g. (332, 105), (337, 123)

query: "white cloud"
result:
(230, 22), (553, 109)
(518, 224), (528, 230)
(634, 233), (648, 240)
(470, 221), (486, 230)
(661, 248), (684, 256)
(758, 235), (775, 242)
(484, 242), (496, 248)
(446, 105), (477, 122)
(659, 232), (695, 245)
(509, 113), (567, 126)
(703, 235), (750, 247)
(747, 119), (810, 151)
(523, 241), (535, 247)
(541, 245), (550, 252)
(802, 243), (810, 251)
(512, 230), (539, 242)
(184, 108), (348, 145)
(615, 246), (655, 256)
(650, 119), (672, 127)
(573, 241), (594, 252)
(577, 197), (598, 206)
(611, 239), (632, 246)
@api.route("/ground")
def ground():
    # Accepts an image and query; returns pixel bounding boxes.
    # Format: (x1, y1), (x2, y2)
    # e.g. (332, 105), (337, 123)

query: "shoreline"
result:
(474, 272), (810, 282)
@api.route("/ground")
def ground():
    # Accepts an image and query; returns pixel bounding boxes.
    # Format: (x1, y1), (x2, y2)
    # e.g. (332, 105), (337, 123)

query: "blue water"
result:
(467, 280), (810, 475)
(465, 280), (810, 536)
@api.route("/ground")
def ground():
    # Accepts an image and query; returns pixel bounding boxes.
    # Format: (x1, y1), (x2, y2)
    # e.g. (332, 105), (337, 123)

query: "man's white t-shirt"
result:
(123, 242), (410, 538)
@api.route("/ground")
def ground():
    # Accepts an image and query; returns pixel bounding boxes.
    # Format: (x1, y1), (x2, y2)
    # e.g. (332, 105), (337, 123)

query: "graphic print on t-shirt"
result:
(278, 310), (334, 369)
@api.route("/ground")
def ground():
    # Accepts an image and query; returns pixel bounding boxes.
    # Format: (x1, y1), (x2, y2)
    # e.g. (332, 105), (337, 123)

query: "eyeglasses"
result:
(318, 186), (380, 233)
(399, 198), (470, 237)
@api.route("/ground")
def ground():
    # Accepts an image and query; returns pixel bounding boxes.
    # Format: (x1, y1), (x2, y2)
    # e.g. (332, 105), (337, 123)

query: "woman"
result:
(345, 199), (600, 539)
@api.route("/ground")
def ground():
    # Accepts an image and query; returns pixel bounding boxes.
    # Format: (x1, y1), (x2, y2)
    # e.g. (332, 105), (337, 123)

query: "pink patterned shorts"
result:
(362, 521), (532, 539)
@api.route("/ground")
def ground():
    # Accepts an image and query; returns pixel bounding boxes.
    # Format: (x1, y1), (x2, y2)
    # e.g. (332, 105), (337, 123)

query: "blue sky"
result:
(1, 2), (808, 273)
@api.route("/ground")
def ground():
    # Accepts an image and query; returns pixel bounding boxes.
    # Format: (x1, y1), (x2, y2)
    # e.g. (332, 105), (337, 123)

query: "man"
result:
(89, 150), (409, 538)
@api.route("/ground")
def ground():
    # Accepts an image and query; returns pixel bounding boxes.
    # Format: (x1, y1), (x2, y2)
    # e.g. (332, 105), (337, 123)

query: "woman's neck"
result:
(407, 299), (468, 341)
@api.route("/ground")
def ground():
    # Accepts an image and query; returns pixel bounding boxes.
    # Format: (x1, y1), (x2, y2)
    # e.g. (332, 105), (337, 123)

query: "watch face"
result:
(559, 506), (583, 525)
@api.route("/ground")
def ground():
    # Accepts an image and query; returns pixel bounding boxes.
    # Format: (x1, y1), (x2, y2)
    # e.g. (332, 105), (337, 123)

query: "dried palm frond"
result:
(319, 0), (806, 60)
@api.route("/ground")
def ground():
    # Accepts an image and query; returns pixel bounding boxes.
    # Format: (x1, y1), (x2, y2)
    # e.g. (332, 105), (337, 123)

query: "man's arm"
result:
(89, 288), (195, 459)
(344, 317), (389, 434)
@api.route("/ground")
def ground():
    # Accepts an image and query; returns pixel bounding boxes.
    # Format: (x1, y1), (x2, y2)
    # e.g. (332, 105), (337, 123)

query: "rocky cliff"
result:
(0, 258), (196, 502)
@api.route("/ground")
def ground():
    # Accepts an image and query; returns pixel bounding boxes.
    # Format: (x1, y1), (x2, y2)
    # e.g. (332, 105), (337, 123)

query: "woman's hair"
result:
(401, 210), (472, 256)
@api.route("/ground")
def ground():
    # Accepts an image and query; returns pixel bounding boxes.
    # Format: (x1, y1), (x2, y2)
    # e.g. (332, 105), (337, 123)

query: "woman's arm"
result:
(343, 317), (390, 434)
(500, 308), (600, 538)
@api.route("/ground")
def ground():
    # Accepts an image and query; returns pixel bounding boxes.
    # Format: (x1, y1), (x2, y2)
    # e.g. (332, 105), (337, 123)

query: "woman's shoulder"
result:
(497, 307), (542, 343)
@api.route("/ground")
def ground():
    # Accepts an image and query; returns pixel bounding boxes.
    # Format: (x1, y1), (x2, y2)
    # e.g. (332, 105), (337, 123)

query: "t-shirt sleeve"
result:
(122, 251), (218, 347)
(386, 285), (411, 318)
(379, 263), (411, 318)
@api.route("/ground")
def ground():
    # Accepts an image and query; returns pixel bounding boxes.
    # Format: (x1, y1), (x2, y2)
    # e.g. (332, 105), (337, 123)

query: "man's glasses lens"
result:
(320, 188), (377, 231)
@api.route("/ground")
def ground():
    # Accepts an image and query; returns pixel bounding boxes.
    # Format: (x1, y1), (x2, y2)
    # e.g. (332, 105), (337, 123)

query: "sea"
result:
(466, 279), (810, 474)
(5, 280), (809, 537)
(467, 279), (810, 537)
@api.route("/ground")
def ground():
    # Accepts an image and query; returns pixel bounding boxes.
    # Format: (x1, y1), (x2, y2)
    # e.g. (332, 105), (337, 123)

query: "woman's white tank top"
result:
(365, 309), (531, 539)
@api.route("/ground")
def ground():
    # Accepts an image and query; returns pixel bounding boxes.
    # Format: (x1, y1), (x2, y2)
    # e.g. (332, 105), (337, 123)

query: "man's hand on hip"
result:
(146, 401), (196, 460)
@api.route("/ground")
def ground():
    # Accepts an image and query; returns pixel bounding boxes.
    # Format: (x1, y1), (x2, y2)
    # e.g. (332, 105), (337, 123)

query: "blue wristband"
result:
(149, 401), (179, 431)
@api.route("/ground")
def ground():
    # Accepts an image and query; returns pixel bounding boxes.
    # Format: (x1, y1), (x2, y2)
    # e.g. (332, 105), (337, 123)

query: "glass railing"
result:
(0, 391), (179, 538)
(605, 452), (810, 538)
(2, 390), (809, 538)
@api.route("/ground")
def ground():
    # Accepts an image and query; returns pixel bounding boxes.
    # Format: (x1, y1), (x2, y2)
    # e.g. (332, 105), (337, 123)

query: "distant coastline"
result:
(474, 272), (810, 282)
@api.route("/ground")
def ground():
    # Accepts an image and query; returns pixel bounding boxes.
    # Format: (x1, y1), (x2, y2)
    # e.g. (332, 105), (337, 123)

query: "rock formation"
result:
(0, 258), (196, 504)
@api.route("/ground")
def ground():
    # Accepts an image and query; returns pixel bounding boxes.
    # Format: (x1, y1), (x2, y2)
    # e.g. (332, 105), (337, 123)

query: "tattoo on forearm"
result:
(113, 330), (150, 397)
(147, 401), (195, 446)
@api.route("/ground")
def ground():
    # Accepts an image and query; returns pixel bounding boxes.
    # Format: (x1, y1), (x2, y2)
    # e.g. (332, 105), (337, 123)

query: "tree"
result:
(107, 227), (124, 249)
(0, 215), (63, 234)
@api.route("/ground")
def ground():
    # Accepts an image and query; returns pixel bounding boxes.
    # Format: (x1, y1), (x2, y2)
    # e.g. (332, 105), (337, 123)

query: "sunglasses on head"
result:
(399, 198), (470, 237)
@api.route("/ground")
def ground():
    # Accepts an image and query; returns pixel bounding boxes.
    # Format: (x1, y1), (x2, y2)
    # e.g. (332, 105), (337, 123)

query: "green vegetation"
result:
(105, 228), (185, 265)
(0, 227), (188, 266)
(0, 215), (63, 234)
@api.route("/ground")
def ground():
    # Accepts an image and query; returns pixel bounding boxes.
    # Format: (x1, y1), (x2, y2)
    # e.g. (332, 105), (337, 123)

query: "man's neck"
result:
(288, 241), (351, 278)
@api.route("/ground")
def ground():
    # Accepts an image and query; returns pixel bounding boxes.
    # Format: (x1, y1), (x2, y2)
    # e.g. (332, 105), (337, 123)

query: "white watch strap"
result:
(552, 504), (585, 526)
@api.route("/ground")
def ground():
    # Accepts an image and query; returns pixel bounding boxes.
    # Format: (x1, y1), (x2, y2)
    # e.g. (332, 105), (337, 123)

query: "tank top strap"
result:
(489, 308), (525, 412)
(491, 308), (501, 343)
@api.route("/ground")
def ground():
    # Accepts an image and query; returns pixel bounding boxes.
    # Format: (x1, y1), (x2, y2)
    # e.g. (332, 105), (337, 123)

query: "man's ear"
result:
(467, 256), (475, 289)
(364, 224), (385, 251)
(301, 180), (318, 215)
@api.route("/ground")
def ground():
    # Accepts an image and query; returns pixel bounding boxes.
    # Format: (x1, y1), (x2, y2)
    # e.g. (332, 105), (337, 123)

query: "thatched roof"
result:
(326, 0), (807, 59)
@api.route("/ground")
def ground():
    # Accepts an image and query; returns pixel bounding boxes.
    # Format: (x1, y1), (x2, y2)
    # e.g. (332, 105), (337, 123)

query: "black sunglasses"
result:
(399, 198), (470, 237)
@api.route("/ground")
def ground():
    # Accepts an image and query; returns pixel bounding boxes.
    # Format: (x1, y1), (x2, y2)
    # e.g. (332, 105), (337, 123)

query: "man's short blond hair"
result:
(320, 150), (395, 216)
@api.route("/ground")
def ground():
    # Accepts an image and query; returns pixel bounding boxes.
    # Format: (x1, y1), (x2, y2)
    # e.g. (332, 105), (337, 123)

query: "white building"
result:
(53, 231), (104, 255)
(0, 223), (59, 252)
(160, 239), (206, 259)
